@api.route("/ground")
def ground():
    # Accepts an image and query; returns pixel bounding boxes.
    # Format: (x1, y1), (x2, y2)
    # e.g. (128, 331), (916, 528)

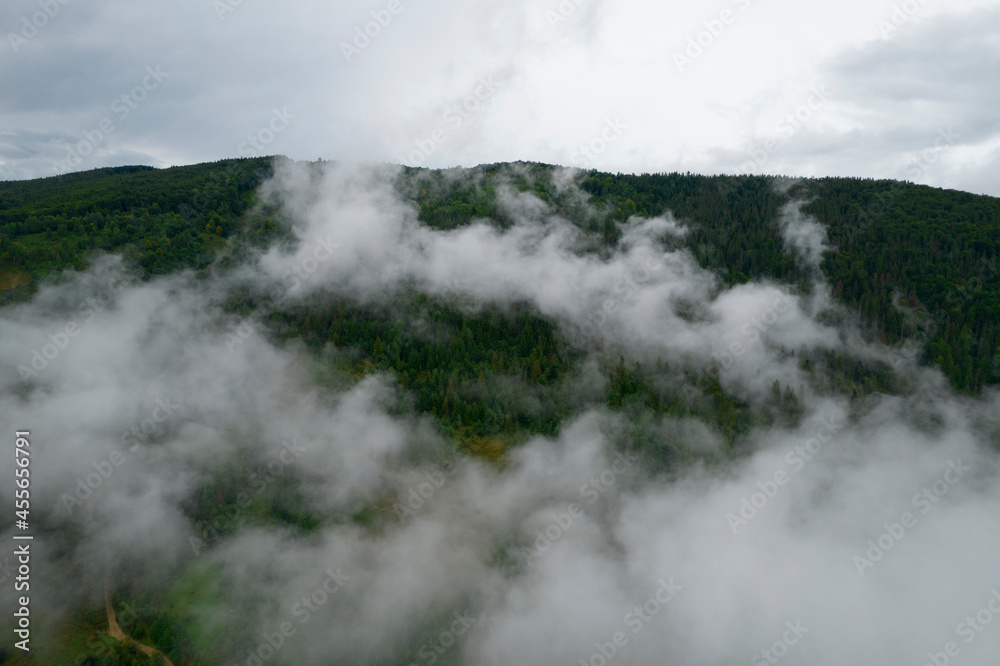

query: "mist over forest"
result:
(1, 158), (999, 665)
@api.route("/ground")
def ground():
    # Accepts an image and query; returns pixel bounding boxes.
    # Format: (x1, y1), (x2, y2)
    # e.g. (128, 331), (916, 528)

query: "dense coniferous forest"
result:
(0, 158), (277, 294)
(402, 164), (1000, 392)
(1, 160), (996, 429)
(2, 157), (998, 665)
(2, 158), (997, 403)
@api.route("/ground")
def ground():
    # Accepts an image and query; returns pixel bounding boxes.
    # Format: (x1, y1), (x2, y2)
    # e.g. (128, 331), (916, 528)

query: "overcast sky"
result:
(1, 0), (998, 195)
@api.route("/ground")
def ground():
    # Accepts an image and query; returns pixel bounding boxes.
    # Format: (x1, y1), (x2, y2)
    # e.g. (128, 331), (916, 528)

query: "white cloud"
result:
(0, 0), (997, 194)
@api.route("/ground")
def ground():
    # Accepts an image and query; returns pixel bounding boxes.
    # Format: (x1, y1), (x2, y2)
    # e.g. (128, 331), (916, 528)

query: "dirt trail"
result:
(105, 579), (176, 666)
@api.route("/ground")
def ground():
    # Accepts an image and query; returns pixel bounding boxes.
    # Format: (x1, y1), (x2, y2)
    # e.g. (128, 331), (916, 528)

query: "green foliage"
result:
(806, 178), (1000, 392)
(67, 640), (161, 665)
(5, 158), (996, 398)
(8, 159), (998, 666)
(515, 168), (997, 393)
(0, 158), (274, 284)
(268, 295), (577, 441)
(584, 172), (1000, 393)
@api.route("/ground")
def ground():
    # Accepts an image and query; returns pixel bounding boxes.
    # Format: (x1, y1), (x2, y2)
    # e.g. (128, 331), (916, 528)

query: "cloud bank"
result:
(2, 163), (999, 665)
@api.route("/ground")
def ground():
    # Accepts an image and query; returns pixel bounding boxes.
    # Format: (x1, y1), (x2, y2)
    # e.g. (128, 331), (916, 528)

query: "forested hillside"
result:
(2, 158), (998, 399)
(3, 158), (999, 666)
(0, 158), (276, 297)
(401, 164), (1000, 392)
